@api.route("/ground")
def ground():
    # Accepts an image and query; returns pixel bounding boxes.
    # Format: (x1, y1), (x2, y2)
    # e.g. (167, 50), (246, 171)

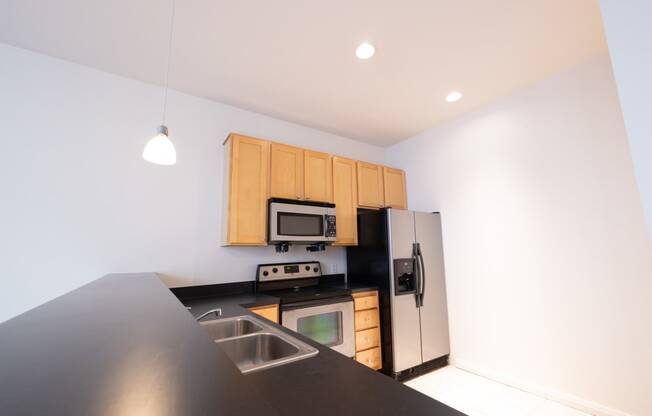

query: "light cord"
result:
(161, 0), (177, 126)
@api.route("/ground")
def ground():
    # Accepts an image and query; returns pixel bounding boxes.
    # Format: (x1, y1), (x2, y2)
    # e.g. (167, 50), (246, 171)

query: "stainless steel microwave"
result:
(268, 198), (336, 244)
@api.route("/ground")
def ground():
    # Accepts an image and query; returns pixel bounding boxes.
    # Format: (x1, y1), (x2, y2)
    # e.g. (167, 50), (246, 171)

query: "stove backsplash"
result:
(165, 244), (346, 289)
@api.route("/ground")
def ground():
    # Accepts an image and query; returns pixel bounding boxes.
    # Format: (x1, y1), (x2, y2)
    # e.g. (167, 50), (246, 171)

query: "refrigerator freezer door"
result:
(414, 212), (451, 362)
(388, 209), (423, 372)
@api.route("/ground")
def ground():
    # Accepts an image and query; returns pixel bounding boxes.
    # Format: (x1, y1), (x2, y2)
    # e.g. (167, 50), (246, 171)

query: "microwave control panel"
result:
(325, 215), (337, 238)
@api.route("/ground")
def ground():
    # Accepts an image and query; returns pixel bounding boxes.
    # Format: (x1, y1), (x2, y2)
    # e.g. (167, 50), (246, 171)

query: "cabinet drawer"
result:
(354, 294), (378, 311)
(355, 327), (380, 351)
(356, 347), (381, 370)
(248, 305), (279, 323)
(355, 309), (379, 331)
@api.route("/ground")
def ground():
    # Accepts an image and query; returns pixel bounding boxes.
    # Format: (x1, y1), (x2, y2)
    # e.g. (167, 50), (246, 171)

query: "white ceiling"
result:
(0, 0), (608, 146)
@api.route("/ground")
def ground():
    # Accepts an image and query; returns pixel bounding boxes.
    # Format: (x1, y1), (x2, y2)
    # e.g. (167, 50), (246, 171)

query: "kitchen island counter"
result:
(0, 273), (464, 416)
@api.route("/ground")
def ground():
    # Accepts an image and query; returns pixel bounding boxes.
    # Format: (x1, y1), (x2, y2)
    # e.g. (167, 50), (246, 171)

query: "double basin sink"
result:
(200, 315), (318, 374)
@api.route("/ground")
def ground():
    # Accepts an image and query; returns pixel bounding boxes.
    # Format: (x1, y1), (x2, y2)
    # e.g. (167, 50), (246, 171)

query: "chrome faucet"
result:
(196, 308), (222, 321)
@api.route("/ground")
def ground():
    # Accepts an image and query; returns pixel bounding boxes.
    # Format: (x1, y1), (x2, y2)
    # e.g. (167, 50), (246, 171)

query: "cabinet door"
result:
(383, 167), (407, 209)
(332, 156), (358, 245)
(354, 309), (380, 331)
(356, 347), (381, 370)
(270, 143), (304, 200)
(355, 327), (381, 351)
(357, 162), (384, 208)
(304, 150), (333, 203)
(226, 134), (270, 245)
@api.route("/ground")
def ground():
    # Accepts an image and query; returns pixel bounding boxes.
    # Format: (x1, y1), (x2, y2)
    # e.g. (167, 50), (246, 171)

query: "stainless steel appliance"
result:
(347, 209), (450, 380)
(256, 261), (355, 358)
(268, 199), (337, 244)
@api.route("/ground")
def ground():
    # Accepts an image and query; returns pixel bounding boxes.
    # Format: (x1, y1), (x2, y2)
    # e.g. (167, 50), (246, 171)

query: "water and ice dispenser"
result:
(393, 258), (417, 295)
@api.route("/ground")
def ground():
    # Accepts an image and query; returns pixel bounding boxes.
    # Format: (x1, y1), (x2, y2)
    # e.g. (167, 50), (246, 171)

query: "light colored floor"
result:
(404, 366), (591, 416)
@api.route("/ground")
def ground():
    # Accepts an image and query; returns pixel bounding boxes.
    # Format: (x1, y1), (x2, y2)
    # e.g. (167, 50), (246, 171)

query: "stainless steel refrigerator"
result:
(347, 209), (450, 380)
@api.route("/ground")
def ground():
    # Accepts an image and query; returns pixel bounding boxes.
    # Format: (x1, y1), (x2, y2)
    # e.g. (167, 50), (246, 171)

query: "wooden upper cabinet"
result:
(383, 167), (407, 209)
(221, 133), (408, 246)
(304, 150), (333, 203)
(270, 143), (304, 200)
(332, 156), (358, 245)
(357, 162), (384, 208)
(223, 134), (270, 245)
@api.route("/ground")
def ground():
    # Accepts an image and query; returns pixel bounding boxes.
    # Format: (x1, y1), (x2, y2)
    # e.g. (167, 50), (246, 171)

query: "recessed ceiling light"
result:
(446, 91), (463, 102)
(355, 42), (375, 60)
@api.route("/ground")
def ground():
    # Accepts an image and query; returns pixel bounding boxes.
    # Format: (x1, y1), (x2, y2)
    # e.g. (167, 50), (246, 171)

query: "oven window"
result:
(277, 212), (323, 236)
(297, 311), (342, 347)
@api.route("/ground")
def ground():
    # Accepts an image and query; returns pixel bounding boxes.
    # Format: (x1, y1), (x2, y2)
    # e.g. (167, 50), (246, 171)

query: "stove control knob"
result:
(313, 267), (319, 273)
(305, 265), (311, 271)
(262, 271), (269, 277)
(272, 267), (278, 273)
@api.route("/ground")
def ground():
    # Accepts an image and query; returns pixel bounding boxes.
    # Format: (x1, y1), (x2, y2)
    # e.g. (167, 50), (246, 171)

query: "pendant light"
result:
(143, 0), (177, 165)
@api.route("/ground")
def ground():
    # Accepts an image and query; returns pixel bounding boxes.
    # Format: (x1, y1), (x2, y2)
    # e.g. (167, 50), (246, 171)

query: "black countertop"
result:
(327, 282), (380, 293)
(0, 273), (464, 415)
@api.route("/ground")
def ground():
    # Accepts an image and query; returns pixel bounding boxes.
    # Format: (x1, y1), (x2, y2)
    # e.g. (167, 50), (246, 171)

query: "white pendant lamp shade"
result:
(143, 125), (176, 165)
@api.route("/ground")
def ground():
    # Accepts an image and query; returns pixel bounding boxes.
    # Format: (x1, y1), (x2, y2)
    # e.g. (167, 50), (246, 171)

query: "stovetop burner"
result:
(263, 285), (351, 305)
(255, 261), (351, 305)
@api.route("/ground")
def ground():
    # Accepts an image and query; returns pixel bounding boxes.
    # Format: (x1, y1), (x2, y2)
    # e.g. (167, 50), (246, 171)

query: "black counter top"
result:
(328, 282), (380, 293)
(0, 273), (464, 416)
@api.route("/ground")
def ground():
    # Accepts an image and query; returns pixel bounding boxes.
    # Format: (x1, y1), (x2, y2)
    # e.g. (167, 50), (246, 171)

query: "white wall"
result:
(0, 44), (385, 323)
(386, 56), (652, 416)
(4, 39), (652, 416)
(599, 1), (652, 247)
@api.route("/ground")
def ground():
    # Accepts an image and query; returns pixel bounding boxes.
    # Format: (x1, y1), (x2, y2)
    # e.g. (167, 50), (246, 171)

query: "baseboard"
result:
(450, 358), (632, 416)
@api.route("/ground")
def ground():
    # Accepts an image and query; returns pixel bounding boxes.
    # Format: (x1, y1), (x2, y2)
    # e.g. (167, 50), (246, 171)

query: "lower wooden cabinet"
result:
(355, 327), (381, 351)
(352, 291), (382, 370)
(353, 293), (379, 311)
(247, 304), (279, 323)
(354, 309), (380, 331)
(356, 347), (382, 370)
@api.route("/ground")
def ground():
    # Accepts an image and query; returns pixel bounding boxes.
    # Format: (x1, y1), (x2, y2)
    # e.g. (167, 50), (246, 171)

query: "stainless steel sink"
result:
(200, 315), (318, 374)
(200, 316), (263, 341)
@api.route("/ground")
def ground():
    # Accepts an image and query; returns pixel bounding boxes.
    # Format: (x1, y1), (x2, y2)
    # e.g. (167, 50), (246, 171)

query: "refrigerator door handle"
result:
(417, 247), (426, 305)
(412, 243), (422, 307)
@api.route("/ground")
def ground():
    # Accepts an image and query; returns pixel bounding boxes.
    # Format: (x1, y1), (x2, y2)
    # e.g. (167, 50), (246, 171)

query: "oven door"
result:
(281, 298), (355, 358)
(269, 200), (336, 243)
